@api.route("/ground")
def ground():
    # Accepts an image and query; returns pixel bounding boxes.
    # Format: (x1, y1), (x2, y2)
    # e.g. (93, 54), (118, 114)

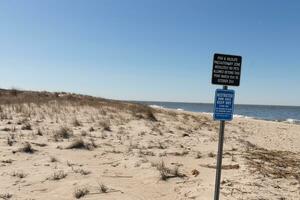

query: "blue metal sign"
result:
(213, 89), (235, 121)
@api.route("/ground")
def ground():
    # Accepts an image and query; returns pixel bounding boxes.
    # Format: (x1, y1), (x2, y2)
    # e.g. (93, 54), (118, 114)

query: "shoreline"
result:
(149, 104), (300, 125)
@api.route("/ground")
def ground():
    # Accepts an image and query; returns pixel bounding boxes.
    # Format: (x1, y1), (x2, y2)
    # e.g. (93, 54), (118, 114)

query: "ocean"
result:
(135, 101), (300, 124)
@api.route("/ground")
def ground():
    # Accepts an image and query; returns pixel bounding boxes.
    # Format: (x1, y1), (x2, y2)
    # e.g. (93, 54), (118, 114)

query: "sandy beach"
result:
(0, 90), (299, 200)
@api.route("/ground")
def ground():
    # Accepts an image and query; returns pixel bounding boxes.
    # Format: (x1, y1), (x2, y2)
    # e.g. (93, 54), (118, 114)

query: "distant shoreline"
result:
(129, 100), (300, 108)
(133, 101), (300, 125)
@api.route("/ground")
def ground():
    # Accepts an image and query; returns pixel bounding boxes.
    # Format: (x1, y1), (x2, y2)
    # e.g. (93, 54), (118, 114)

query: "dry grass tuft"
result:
(134, 107), (158, 122)
(208, 152), (216, 158)
(1, 159), (13, 164)
(74, 186), (89, 199)
(54, 126), (73, 140)
(0, 193), (12, 199)
(145, 109), (158, 122)
(72, 118), (81, 127)
(155, 161), (186, 181)
(18, 142), (35, 154)
(2, 127), (11, 131)
(21, 122), (32, 130)
(50, 156), (58, 163)
(66, 138), (96, 150)
(66, 138), (86, 149)
(12, 170), (26, 178)
(7, 134), (16, 146)
(195, 151), (202, 159)
(98, 182), (108, 193)
(99, 120), (111, 131)
(72, 168), (91, 175)
(37, 128), (43, 136)
(243, 143), (300, 181)
(50, 170), (67, 180)
(80, 130), (88, 137)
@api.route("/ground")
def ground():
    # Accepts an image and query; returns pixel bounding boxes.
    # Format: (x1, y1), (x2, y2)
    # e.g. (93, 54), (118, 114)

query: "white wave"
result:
(201, 112), (213, 115)
(149, 105), (164, 109)
(284, 118), (300, 124)
(233, 114), (246, 118)
(177, 108), (184, 111)
(233, 114), (254, 119)
(245, 116), (254, 119)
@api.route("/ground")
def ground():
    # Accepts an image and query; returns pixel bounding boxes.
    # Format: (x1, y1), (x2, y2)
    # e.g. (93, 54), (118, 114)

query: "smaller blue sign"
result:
(213, 89), (235, 121)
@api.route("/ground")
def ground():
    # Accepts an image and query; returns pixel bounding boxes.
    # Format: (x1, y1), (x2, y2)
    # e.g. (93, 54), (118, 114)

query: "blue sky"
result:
(0, 0), (299, 106)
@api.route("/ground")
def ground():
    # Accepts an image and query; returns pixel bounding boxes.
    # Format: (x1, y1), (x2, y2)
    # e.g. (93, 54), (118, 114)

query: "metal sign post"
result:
(211, 53), (242, 200)
(214, 85), (227, 200)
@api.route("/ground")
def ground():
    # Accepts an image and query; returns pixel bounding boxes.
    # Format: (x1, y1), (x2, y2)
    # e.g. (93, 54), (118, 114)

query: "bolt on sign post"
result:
(211, 53), (242, 200)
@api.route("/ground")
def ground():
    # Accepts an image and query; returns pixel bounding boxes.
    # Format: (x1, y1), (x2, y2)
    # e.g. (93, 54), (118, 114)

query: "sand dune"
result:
(0, 89), (299, 199)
